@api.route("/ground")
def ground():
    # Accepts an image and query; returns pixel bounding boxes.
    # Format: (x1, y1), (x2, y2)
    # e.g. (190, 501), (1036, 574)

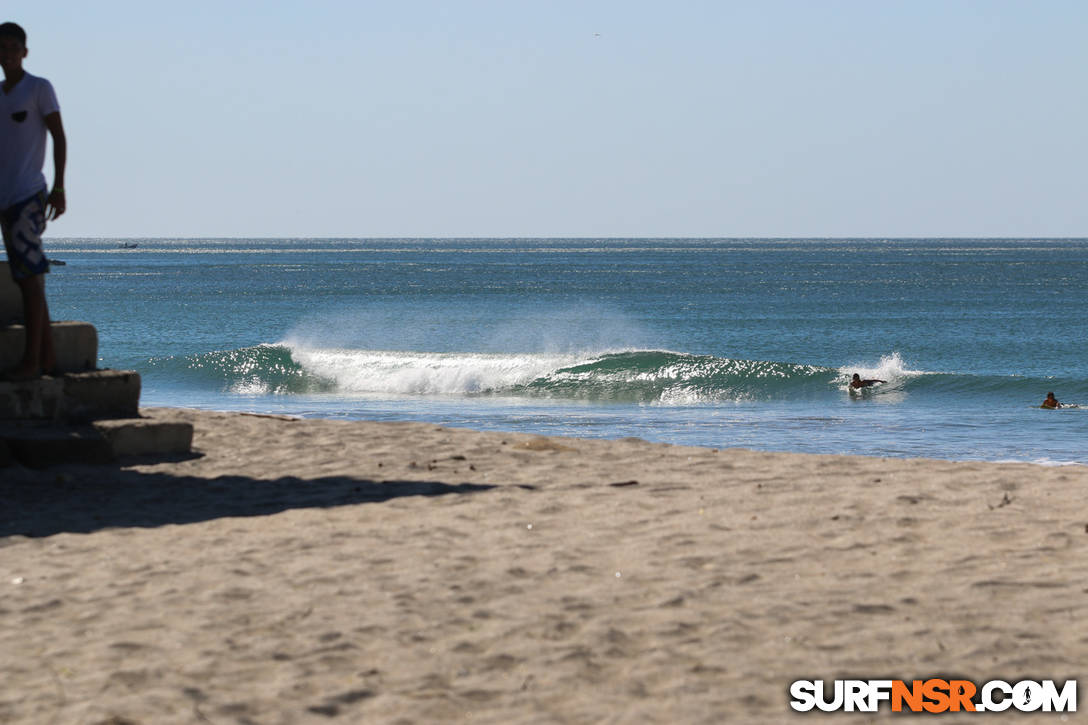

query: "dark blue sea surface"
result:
(43, 238), (1088, 464)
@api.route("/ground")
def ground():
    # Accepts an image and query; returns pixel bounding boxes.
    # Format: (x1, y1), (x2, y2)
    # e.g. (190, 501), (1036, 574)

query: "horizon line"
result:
(47, 235), (1088, 241)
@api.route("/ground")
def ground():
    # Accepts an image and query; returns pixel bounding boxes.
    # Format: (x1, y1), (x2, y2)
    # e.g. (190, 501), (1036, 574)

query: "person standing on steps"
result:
(0, 21), (67, 381)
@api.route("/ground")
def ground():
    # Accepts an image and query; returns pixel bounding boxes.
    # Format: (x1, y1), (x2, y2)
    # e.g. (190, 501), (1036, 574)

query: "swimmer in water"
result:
(1041, 392), (1061, 409)
(850, 373), (886, 390)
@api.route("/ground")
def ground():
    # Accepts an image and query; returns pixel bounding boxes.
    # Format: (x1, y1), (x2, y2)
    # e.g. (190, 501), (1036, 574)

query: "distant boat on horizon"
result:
(119, 242), (139, 249)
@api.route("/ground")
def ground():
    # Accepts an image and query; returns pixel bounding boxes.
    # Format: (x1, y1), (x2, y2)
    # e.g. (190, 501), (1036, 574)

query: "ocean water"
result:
(41, 238), (1088, 465)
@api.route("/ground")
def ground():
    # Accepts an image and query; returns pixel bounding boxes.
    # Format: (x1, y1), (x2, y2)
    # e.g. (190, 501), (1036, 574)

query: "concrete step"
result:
(0, 320), (99, 373)
(93, 416), (194, 457)
(0, 413), (194, 468)
(0, 370), (141, 422)
(62, 370), (142, 421)
(1, 260), (69, 324)
(1, 422), (115, 467)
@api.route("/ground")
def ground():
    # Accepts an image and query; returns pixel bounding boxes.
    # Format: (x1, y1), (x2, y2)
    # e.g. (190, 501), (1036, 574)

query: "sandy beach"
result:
(2, 407), (1086, 723)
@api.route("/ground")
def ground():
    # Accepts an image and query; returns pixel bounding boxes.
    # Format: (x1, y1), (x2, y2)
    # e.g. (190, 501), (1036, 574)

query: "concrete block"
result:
(61, 370), (141, 422)
(0, 370), (140, 422)
(0, 412), (192, 468)
(0, 422), (114, 468)
(0, 321), (98, 373)
(1, 259), (71, 323)
(93, 417), (193, 457)
(0, 376), (64, 419)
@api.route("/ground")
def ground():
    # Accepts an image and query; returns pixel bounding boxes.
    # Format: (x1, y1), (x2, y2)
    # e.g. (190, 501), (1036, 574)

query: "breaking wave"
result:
(144, 346), (1088, 405)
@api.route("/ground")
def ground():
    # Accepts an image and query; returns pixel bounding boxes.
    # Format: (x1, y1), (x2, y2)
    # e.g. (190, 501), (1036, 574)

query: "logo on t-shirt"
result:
(10, 110), (27, 123)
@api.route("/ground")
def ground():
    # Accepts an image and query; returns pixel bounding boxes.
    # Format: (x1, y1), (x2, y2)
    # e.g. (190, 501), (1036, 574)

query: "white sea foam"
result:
(994, 458), (1087, 467)
(654, 385), (751, 405)
(837, 352), (928, 391)
(285, 346), (585, 396)
(230, 379), (273, 395)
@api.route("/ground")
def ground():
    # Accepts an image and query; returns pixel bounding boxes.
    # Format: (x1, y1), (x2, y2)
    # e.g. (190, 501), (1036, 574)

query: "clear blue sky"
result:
(9, 1), (1088, 237)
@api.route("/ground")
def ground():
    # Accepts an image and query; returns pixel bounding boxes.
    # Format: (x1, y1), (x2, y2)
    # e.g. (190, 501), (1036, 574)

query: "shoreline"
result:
(3, 407), (1086, 723)
(127, 399), (1088, 468)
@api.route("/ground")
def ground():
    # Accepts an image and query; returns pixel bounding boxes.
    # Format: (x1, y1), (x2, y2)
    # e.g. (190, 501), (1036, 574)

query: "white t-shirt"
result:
(0, 72), (60, 209)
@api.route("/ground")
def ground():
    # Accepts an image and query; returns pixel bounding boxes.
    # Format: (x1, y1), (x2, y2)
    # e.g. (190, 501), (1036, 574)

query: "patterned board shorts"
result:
(1, 191), (49, 281)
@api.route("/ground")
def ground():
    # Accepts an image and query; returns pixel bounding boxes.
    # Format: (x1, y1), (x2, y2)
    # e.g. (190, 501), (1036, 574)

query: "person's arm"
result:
(44, 111), (66, 220)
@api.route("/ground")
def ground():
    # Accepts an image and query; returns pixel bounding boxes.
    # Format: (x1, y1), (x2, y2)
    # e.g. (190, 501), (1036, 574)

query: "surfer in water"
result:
(849, 373), (886, 390)
(1041, 392), (1062, 409)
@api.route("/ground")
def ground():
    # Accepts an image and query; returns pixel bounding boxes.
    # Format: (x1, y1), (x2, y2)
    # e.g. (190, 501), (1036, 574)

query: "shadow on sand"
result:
(1, 457), (504, 538)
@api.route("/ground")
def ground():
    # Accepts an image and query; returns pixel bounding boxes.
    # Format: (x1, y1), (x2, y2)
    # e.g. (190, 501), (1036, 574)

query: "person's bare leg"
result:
(9, 274), (54, 378)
